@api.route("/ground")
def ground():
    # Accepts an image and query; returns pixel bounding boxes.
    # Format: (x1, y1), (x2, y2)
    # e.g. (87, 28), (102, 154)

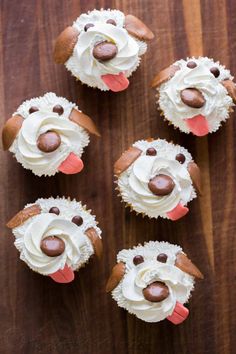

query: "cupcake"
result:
(2, 92), (100, 176)
(6, 197), (102, 283)
(114, 138), (201, 220)
(151, 57), (236, 136)
(106, 241), (203, 324)
(53, 9), (154, 92)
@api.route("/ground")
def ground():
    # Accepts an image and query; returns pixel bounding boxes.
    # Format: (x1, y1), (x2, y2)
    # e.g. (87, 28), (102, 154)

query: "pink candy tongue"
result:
(49, 264), (75, 283)
(167, 302), (189, 325)
(167, 203), (189, 221)
(101, 72), (129, 92)
(184, 114), (209, 136)
(58, 152), (84, 174)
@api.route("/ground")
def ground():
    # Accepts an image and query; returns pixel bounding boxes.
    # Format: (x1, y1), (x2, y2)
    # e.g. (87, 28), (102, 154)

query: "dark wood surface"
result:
(0, 0), (236, 353)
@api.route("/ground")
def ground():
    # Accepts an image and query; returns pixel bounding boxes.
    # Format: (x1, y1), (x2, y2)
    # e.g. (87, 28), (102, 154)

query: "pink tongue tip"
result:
(167, 203), (189, 221)
(49, 264), (75, 283)
(58, 152), (84, 174)
(184, 114), (209, 136)
(167, 302), (189, 325)
(102, 72), (129, 92)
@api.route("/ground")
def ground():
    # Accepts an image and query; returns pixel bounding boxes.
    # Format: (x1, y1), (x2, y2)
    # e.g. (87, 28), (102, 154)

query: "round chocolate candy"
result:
(148, 174), (175, 196)
(106, 19), (116, 25)
(53, 104), (64, 115)
(40, 236), (65, 257)
(210, 67), (220, 78)
(72, 215), (83, 226)
(157, 253), (168, 263)
(84, 23), (94, 31)
(37, 131), (61, 153)
(49, 207), (60, 215)
(143, 282), (169, 302)
(133, 255), (144, 265)
(180, 88), (206, 108)
(29, 106), (39, 114)
(175, 153), (186, 164)
(93, 41), (118, 61)
(146, 147), (157, 156)
(187, 61), (197, 69)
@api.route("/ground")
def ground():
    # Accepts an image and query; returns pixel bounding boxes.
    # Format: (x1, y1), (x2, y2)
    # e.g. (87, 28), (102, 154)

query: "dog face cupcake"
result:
(114, 139), (201, 220)
(53, 9), (154, 92)
(6, 198), (102, 283)
(2, 92), (100, 176)
(151, 57), (236, 136)
(106, 241), (203, 324)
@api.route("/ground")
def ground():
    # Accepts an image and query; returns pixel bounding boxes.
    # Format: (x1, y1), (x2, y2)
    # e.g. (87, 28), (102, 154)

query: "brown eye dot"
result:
(72, 215), (83, 226)
(106, 19), (116, 26)
(49, 207), (60, 215)
(175, 153), (186, 164)
(187, 61), (197, 69)
(210, 67), (220, 78)
(84, 23), (94, 31)
(133, 255), (144, 265)
(146, 148), (157, 156)
(157, 253), (168, 263)
(53, 105), (64, 115)
(29, 106), (39, 114)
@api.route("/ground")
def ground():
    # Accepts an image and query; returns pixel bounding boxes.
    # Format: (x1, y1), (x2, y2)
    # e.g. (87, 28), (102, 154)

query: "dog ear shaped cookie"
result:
(124, 14), (154, 41)
(53, 26), (79, 64)
(106, 262), (126, 292)
(151, 65), (180, 88)
(221, 79), (236, 103)
(2, 115), (24, 150)
(187, 162), (202, 195)
(69, 108), (101, 137)
(175, 252), (204, 279)
(6, 204), (41, 229)
(114, 146), (142, 176)
(85, 227), (103, 259)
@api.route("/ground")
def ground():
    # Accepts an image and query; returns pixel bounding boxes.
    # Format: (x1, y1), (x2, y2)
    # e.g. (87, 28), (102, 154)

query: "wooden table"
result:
(0, 1), (235, 353)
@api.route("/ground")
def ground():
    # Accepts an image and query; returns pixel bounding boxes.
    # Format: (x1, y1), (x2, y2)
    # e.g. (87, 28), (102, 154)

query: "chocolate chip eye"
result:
(53, 105), (64, 115)
(106, 19), (116, 26)
(49, 207), (60, 215)
(72, 215), (83, 226)
(187, 61), (197, 69)
(29, 106), (39, 114)
(157, 253), (168, 263)
(133, 255), (144, 265)
(146, 147), (157, 156)
(84, 23), (94, 31)
(210, 67), (220, 78)
(175, 153), (186, 164)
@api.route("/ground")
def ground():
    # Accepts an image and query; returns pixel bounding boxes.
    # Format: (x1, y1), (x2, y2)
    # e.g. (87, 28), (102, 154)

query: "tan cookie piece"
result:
(151, 65), (180, 88)
(114, 146), (142, 176)
(85, 227), (103, 259)
(124, 14), (154, 41)
(6, 204), (41, 229)
(53, 26), (79, 64)
(2, 115), (24, 150)
(69, 108), (101, 137)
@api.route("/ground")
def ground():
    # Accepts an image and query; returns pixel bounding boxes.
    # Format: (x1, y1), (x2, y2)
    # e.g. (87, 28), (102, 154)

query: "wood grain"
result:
(0, 1), (236, 353)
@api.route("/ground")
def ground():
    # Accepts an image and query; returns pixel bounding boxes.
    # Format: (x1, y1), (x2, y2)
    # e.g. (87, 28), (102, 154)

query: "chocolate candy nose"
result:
(180, 88), (206, 108)
(37, 131), (61, 153)
(40, 236), (65, 257)
(143, 281), (169, 302)
(148, 174), (175, 196)
(93, 41), (118, 61)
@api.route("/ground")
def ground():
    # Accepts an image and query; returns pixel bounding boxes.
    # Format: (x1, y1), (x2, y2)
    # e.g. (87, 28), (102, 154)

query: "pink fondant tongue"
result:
(167, 302), (189, 325)
(49, 264), (75, 283)
(167, 203), (189, 221)
(184, 114), (209, 136)
(58, 152), (84, 174)
(101, 72), (129, 92)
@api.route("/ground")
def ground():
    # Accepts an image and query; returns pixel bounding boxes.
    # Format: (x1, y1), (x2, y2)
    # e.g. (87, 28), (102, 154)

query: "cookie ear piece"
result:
(175, 253), (204, 279)
(106, 262), (126, 292)
(187, 162), (202, 195)
(124, 14), (154, 41)
(85, 228), (103, 259)
(151, 65), (180, 88)
(6, 204), (41, 229)
(114, 146), (142, 176)
(221, 79), (236, 103)
(2, 115), (24, 150)
(53, 26), (79, 64)
(69, 108), (101, 137)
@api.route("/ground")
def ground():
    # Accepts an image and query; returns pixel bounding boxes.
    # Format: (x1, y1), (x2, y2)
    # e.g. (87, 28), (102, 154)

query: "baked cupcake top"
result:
(152, 57), (236, 136)
(2, 92), (100, 176)
(6, 197), (102, 283)
(114, 139), (201, 220)
(106, 241), (203, 323)
(53, 9), (154, 91)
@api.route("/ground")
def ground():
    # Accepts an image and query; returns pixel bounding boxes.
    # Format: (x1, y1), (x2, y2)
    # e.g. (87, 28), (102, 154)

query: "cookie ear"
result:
(85, 227), (103, 259)
(221, 79), (236, 103)
(2, 115), (24, 150)
(175, 253), (204, 279)
(53, 26), (79, 64)
(151, 65), (180, 88)
(114, 146), (142, 176)
(188, 162), (202, 195)
(6, 204), (41, 229)
(106, 262), (126, 292)
(69, 108), (100, 137)
(124, 14), (154, 41)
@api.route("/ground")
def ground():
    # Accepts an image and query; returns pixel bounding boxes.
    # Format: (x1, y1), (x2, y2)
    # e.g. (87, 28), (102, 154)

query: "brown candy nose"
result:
(40, 236), (65, 257)
(93, 41), (118, 61)
(148, 174), (175, 196)
(180, 88), (206, 108)
(143, 281), (169, 302)
(37, 131), (61, 153)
